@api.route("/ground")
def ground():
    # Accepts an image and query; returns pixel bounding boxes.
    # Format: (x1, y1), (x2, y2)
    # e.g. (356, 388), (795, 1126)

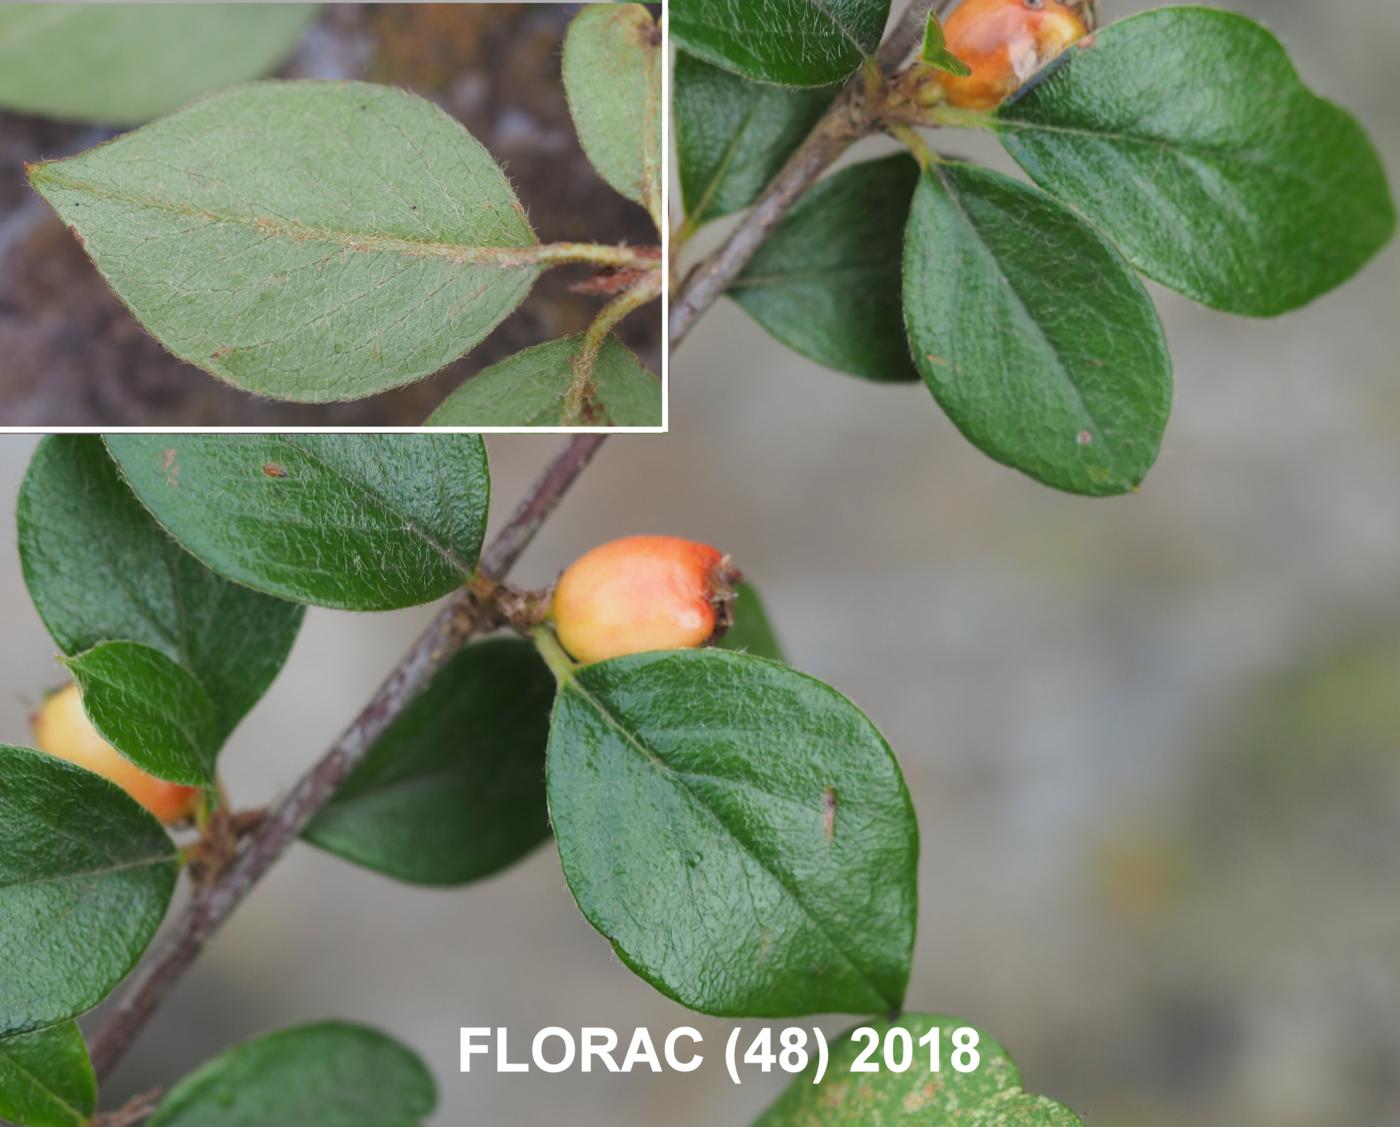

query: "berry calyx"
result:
(549, 535), (740, 663)
(935, 0), (1089, 111)
(31, 683), (200, 824)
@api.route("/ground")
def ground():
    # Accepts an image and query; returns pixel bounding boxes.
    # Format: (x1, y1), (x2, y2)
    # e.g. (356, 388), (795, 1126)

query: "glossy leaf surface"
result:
(0, 1023), (96, 1127)
(0, 4), (316, 124)
(18, 436), (303, 744)
(64, 642), (217, 787)
(548, 649), (917, 1016)
(903, 162), (1171, 496)
(997, 8), (1396, 316)
(104, 435), (489, 611)
(305, 639), (555, 886)
(670, 0), (891, 87)
(0, 744), (177, 1038)
(733, 153), (921, 382)
(563, 3), (663, 228)
(29, 82), (541, 401)
(149, 1022), (435, 1127)
(674, 51), (836, 228)
(426, 336), (660, 428)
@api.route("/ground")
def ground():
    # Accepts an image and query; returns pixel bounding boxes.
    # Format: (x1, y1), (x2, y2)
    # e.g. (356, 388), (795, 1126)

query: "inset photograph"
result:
(0, 3), (663, 428)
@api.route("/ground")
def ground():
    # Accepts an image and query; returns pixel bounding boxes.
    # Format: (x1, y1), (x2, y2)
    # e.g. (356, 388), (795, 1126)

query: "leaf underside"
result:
(0, 4), (317, 124)
(28, 81), (540, 402)
(563, 3), (663, 228)
(426, 335), (660, 427)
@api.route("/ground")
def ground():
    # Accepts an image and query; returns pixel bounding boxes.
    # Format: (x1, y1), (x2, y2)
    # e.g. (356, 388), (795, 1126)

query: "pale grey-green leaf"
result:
(563, 3), (662, 228)
(28, 81), (540, 402)
(0, 4), (317, 124)
(426, 335), (660, 427)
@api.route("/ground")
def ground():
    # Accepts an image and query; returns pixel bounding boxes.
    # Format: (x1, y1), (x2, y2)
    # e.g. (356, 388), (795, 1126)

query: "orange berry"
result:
(550, 536), (740, 663)
(31, 683), (200, 825)
(935, 0), (1089, 111)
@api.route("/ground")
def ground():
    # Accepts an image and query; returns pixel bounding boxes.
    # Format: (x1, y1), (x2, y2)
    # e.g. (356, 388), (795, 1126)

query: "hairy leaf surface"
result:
(674, 51), (836, 228)
(548, 649), (917, 1016)
(0, 4), (316, 124)
(426, 336), (660, 427)
(19, 436), (303, 745)
(670, 0), (891, 87)
(903, 162), (1171, 496)
(997, 8), (1396, 316)
(65, 642), (218, 787)
(0, 745), (177, 1038)
(29, 82), (541, 401)
(563, 4), (663, 228)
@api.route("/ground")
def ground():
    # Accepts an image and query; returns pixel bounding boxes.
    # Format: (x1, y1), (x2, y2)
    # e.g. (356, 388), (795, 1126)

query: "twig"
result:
(562, 272), (663, 425)
(666, 0), (954, 350)
(87, 434), (607, 1081)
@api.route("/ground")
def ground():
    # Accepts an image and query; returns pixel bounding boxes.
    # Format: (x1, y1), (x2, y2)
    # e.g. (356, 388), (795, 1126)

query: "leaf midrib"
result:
(930, 167), (1103, 439)
(564, 675), (893, 1009)
(276, 438), (479, 580)
(0, 1033), (88, 1125)
(32, 168), (542, 268)
(0, 851), (175, 894)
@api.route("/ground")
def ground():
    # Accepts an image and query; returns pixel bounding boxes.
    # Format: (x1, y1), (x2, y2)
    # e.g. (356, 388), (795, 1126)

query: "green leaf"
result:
(149, 1022), (435, 1127)
(18, 436), (304, 745)
(920, 12), (971, 76)
(0, 744), (178, 1038)
(425, 336), (661, 428)
(304, 639), (555, 886)
(732, 154), (921, 383)
(903, 161), (1172, 496)
(754, 1014), (1083, 1125)
(563, 3), (663, 229)
(27, 81), (542, 402)
(547, 649), (917, 1016)
(0, 4), (317, 125)
(995, 8), (1396, 317)
(670, 0), (891, 87)
(716, 582), (785, 662)
(64, 642), (217, 787)
(0, 1023), (96, 1127)
(103, 435), (490, 612)
(674, 51), (837, 229)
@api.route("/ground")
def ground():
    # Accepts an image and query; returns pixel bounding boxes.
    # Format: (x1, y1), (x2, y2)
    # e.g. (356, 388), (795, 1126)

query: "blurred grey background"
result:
(3, 0), (1399, 1123)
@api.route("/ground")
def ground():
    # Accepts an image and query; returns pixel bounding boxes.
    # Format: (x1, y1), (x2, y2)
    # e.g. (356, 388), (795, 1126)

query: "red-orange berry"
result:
(31, 683), (200, 825)
(935, 0), (1089, 111)
(549, 535), (739, 663)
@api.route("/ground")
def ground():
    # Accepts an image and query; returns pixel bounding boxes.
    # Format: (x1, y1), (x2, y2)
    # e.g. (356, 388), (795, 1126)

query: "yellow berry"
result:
(31, 683), (200, 825)
(936, 0), (1089, 111)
